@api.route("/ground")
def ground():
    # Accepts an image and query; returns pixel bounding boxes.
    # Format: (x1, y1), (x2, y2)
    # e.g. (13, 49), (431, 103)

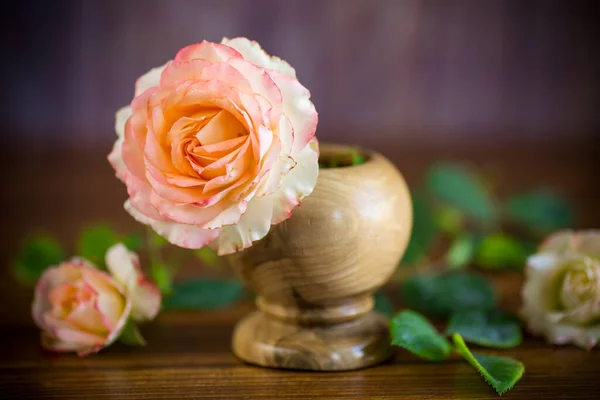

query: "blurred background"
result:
(2, 0), (599, 322)
(4, 0), (600, 149)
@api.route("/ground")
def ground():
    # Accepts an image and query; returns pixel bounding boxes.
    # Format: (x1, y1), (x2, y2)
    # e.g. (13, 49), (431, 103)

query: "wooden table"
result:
(1, 142), (599, 399)
(3, 300), (600, 400)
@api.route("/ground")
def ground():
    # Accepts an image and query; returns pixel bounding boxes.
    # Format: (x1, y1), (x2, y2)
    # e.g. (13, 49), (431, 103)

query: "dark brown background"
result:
(1, 1), (600, 399)
(3, 0), (600, 149)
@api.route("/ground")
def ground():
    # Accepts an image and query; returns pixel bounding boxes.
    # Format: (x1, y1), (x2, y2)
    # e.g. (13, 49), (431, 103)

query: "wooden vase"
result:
(226, 144), (412, 371)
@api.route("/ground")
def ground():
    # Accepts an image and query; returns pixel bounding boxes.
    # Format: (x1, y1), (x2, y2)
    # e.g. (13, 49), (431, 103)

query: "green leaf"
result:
(150, 259), (173, 295)
(148, 231), (169, 249)
(401, 193), (437, 264)
(119, 320), (146, 346)
(77, 224), (119, 268)
(446, 310), (522, 348)
(194, 247), (219, 267)
(475, 233), (527, 270)
(374, 291), (394, 316)
(446, 234), (476, 269)
(319, 147), (365, 168)
(122, 233), (142, 251)
(390, 310), (452, 361)
(164, 279), (243, 310)
(401, 272), (497, 317)
(13, 235), (65, 285)
(427, 164), (495, 224)
(453, 333), (524, 395)
(350, 147), (365, 166)
(434, 205), (465, 236)
(504, 190), (573, 235)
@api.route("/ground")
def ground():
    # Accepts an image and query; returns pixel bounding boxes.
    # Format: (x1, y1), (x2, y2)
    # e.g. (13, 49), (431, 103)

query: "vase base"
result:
(232, 310), (391, 371)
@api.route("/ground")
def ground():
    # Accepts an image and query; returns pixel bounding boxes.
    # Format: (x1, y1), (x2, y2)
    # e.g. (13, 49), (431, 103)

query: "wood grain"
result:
(227, 144), (412, 370)
(2, 302), (600, 400)
(1, 142), (599, 399)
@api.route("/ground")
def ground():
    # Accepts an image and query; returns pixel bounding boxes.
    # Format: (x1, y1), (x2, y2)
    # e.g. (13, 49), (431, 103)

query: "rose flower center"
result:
(48, 281), (96, 318)
(169, 107), (249, 182)
(559, 261), (600, 310)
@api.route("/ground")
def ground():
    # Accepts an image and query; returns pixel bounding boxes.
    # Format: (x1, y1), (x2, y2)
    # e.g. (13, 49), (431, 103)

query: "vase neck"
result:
(256, 295), (373, 326)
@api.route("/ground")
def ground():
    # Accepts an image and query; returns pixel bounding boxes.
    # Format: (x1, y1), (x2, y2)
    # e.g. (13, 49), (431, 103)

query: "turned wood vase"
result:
(226, 143), (412, 371)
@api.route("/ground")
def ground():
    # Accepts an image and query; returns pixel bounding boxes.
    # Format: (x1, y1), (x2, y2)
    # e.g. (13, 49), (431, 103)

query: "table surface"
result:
(1, 142), (599, 399)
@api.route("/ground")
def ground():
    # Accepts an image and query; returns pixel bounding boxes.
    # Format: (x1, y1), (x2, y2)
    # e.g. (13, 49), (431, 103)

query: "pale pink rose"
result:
(104, 243), (162, 322)
(108, 37), (319, 255)
(521, 230), (600, 349)
(32, 244), (161, 355)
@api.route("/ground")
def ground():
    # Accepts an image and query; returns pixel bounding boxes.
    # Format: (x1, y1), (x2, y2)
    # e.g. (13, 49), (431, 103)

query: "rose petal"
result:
(80, 268), (127, 331)
(539, 231), (576, 253)
(161, 59), (252, 93)
(121, 89), (157, 182)
(51, 321), (106, 348)
(267, 71), (317, 156)
(269, 138), (319, 224)
(123, 172), (164, 223)
(125, 200), (221, 249)
(227, 57), (283, 123)
(276, 114), (294, 157)
(105, 296), (132, 340)
(543, 322), (600, 349)
(214, 194), (274, 255)
(175, 41), (243, 63)
(114, 106), (132, 139)
(145, 160), (204, 204)
(571, 231), (600, 258)
(32, 262), (87, 330)
(105, 243), (140, 292)
(135, 62), (169, 96)
(65, 302), (108, 334)
(197, 110), (247, 146)
(221, 37), (296, 78)
(41, 331), (89, 353)
(130, 279), (162, 322)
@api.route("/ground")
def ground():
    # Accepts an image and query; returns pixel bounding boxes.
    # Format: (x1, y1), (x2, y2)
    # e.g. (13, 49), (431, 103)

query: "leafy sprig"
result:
(390, 310), (524, 395)
(453, 333), (525, 396)
(389, 270), (524, 395)
(13, 224), (245, 312)
(402, 163), (573, 270)
(401, 272), (497, 317)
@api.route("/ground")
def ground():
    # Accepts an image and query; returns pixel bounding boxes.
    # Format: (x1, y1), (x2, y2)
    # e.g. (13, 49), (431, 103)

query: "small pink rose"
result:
(32, 244), (161, 356)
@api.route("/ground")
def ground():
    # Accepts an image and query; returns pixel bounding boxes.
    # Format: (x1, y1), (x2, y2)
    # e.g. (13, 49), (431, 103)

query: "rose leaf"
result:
(122, 233), (143, 251)
(119, 320), (146, 346)
(13, 235), (65, 286)
(374, 291), (394, 317)
(150, 259), (173, 295)
(390, 310), (452, 361)
(446, 310), (522, 348)
(164, 279), (244, 310)
(77, 224), (120, 268)
(453, 333), (525, 395)
(504, 190), (573, 235)
(475, 233), (528, 270)
(401, 192), (438, 264)
(401, 272), (497, 317)
(194, 246), (220, 267)
(427, 164), (495, 225)
(446, 233), (476, 269)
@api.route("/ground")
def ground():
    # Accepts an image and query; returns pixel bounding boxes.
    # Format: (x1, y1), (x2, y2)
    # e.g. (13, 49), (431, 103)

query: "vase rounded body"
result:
(227, 144), (412, 371)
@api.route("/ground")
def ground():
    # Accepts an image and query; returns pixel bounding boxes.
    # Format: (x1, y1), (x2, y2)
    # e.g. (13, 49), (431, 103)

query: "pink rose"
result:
(32, 244), (161, 355)
(108, 37), (319, 255)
